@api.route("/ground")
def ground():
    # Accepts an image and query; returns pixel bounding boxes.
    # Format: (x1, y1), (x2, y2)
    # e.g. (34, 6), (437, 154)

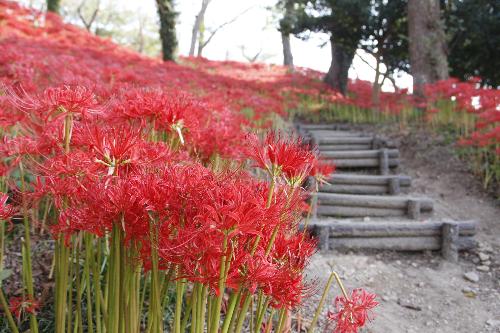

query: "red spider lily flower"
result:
(8, 296), (40, 320)
(5, 84), (100, 121)
(83, 124), (143, 176)
(310, 159), (336, 186)
(0, 193), (17, 222)
(246, 132), (317, 185)
(327, 288), (378, 333)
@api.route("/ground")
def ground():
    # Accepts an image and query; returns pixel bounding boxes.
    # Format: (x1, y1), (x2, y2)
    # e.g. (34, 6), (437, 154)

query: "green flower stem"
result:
(0, 287), (19, 333)
(275, 308), (288, 333)
(66, 238), (74, 333)
(199, 285), (208, 333)
(307, 271), (336, 333)
(220, 287), (242, 333)
(174, 277), (186, 333)
(55, 238), (69, 333)
(264, 308), (275, 333)
(148, 217), (162, 333)
(75, 238), (84, 333)
(92, 237), (102, 333)
(180, 290), (193, 333)
(107, 225), (122, 333)
(254, 297), (270, 333)
(209, 234), (229, 333)
(19, 161), (39, 333)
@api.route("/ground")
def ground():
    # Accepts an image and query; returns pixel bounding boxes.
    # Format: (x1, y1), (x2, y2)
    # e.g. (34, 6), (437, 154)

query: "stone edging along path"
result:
(295, 122), (478, 262)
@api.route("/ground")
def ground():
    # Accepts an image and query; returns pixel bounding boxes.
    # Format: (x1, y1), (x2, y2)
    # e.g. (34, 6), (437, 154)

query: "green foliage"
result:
(47, 0), (60, 13)
(291, 0), (371, 51)
(444, 0), (500, 86)
(361, 0), (409, 74)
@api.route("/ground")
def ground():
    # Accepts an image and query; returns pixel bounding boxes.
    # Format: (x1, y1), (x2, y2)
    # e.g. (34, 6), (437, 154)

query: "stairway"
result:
(296, 122), (477, 261)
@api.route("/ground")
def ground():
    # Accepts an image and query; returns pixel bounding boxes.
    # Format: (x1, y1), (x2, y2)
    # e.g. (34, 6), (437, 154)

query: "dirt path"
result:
(303, 125), (500, 333)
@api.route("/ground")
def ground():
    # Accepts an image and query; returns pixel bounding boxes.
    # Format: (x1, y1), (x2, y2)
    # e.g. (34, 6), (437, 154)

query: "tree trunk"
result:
(189, 0), (210, 57)
(280, 0), (294, 69)
(324, 40), (354, 95)
(408, 0), (449, 97)
(156, 0), (177, 62)
(47, 0), (60, 13)
(372, 52), (382, 111)
(197, 19), (205, 57)
(281, 33), (294, 68)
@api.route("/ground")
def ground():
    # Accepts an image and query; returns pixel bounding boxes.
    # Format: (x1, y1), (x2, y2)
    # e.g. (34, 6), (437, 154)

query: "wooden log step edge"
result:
(319, 183), (409, 195)
(309, 130), (366, 137)
(301, 220), (478, 259)
(320, 149), (400, 159)
(295, 123), (352, 131)
(326, 174), (411, 186)
(314, 193), (433, 211)
(320, 154), (399, 168)
(320, 175), (410, 194)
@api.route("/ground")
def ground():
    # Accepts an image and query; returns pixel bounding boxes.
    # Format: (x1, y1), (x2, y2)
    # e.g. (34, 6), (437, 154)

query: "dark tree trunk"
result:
(281, 33), (294, 68)
(47, 0), (60, 13)
(156, 0), (177, 62)
(280, 0), (294, 68)
(408, 0), (448, 97)
(324, 40), (354, 95)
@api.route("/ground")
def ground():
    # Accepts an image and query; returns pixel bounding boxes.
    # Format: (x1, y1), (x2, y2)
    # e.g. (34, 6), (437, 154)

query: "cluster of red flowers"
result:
(424, 78), (500, 152)
(0, 0), (345, 328)
(0, 3), (382, 333)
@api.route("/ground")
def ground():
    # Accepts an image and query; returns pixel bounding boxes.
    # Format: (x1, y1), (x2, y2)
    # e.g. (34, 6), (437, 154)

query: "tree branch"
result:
(200, 6), (254, 50)
(77, 0), (100, 32)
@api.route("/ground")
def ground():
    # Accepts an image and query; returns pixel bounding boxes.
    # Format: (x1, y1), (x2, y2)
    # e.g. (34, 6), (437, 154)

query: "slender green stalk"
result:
(0, 220), (4, 286)
(190, 284), (198, 333)
(209, 234), (229, 333)
(174, 277), (186, 333)
(275, 308), (287, 333)
(18, 161), (39, 333)
(264, 308), (275, 333)
(180, 291), (193, 333)
(254, 298), (270, 333)
(74, 238), (83, 333)
(234, 293), (252, 333)
(55, 238), (69, 333)
(307, 271), (336, 333)
(55, 111), (73, 333)
(66, 238), (74, 333)
(107, 225), (122, 333)
(147, 218), (162, 333)
(92, 237), (102, 333)
(140, 272), (150, 329)
(220, 287), (242, 333)
(84, 234), (95, 333)
(0, 287), (19, 333)
(199, 285), (208, 333)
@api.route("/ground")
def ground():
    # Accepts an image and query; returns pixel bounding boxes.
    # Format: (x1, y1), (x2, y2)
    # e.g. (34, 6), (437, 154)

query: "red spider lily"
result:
(110, 89), (200, 138)
(5, 84), (100, 122)
(327, 288), (379, 333)
(246, 132), (317, 183)
(310, 159), (336, 185)
(0, 193), (17, 221)
(58, 175), (150, 241)
(8, 296), (40, 320)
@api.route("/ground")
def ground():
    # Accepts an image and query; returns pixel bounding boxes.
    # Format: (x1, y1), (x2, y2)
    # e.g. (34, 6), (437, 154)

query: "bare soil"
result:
(303, 125), (500, 333)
